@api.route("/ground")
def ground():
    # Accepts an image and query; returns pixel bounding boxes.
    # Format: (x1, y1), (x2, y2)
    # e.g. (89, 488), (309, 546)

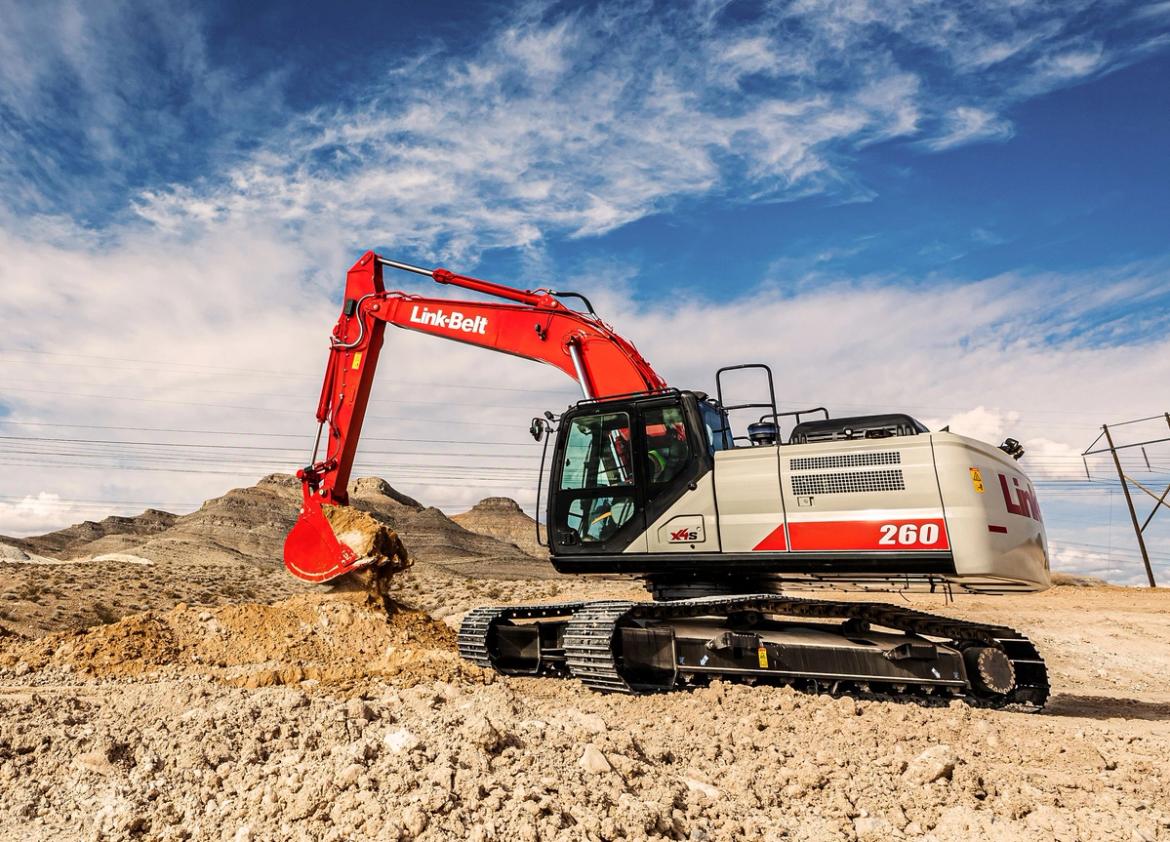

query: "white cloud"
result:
(98, 0), (1161, 260)
(0, 493), (71, 537)
(924, 106), (1015, 151)
(1030, 45), (1107, 87)
(1, 0), (1168, 585)
(927, 406), (1020, 446)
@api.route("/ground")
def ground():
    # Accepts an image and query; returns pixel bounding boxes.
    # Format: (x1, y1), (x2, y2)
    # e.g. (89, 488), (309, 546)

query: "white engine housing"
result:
(638, 431), (1050, 594)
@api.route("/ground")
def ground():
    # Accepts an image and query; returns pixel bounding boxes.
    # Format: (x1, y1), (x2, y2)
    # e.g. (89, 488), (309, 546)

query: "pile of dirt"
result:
(452, 496), (546, 559)
(0, 591), (479, 689)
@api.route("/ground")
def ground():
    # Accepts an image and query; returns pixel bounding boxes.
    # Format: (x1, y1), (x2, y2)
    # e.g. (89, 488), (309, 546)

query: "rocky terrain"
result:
(1, 478), (1169, 841)
(0, 475), (561, 637)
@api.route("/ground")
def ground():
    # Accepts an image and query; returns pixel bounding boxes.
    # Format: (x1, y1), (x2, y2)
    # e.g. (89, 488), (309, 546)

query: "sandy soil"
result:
(1, 479), (1169, 841)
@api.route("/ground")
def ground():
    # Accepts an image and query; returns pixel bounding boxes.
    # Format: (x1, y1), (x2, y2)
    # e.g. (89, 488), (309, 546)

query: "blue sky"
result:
(1, 0), (1169, 582)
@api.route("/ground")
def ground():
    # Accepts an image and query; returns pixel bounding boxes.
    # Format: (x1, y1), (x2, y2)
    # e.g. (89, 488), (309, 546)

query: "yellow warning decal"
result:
(757, 647), (769, 669)
(351, 352), (363, 370)
(969, 467), (985, 493)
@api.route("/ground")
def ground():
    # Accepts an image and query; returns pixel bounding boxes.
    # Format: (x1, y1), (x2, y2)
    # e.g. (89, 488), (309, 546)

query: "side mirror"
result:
(530, 417), (546, 442)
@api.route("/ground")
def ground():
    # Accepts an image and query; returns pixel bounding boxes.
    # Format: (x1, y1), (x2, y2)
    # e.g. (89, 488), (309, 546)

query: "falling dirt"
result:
(319, 504), (413, 609)
(322, 504), (410, 569)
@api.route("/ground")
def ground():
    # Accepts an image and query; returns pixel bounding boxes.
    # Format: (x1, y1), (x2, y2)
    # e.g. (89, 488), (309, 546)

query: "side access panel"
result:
(641, 473), (720, 553)
(712, 447), (785, 552)
(777, 437), (950, 558)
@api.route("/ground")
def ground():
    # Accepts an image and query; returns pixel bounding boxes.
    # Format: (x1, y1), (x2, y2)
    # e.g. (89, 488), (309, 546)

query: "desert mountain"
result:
(3, 509), (177, 558)
(0, 475), (560, 636)
(452, 496), (547, 559)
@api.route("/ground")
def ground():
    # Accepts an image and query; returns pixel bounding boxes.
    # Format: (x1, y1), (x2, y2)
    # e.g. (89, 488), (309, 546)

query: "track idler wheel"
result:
(963, 645), (1016, 696)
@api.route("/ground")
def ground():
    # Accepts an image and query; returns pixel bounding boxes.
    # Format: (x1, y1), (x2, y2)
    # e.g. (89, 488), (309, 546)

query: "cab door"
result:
(637, 398), (718, 552)
(550, 407), (648, 555)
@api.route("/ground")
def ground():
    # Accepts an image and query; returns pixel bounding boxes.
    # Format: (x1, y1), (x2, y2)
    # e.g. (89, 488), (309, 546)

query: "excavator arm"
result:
(284, 250), (666, 582)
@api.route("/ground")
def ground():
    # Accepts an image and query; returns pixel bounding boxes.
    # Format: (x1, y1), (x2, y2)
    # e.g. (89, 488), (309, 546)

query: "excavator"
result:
(284, 251), (1050, 709)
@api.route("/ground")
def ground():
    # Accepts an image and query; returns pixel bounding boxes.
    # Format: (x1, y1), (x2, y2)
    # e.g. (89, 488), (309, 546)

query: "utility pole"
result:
(1102, 424), (1156, 587)
(1084, 414), (1170, 588)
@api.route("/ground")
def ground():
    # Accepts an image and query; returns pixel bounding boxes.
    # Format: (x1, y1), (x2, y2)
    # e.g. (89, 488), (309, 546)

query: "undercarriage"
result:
(458, 589), (1049, 710)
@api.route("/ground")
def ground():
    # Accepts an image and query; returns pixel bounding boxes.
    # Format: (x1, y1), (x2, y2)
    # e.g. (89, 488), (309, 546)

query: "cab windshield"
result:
(557, 411), (636, 544)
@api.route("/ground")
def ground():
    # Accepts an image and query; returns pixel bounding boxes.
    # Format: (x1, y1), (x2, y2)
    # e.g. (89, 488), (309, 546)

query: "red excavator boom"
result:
(284, 251), (666, 582)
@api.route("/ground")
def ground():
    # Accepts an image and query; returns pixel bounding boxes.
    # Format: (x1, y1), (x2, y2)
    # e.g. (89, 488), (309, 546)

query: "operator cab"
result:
(547, 390), (724, 555)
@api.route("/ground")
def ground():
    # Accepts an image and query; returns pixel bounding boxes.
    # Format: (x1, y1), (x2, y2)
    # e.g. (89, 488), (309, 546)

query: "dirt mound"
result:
(0, 591), (480, 689)
(453, 496), (547, 559)
(3, 624), (1170, 841)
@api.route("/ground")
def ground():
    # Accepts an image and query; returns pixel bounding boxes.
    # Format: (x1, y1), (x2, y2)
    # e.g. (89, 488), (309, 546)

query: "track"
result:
(457, 601), (586, 674)
(459, 595), (1050, 709)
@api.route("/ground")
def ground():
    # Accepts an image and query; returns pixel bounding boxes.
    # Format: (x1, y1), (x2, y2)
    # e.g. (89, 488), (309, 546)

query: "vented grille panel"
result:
(791, 469), (905, 496)
(790, 451), (901, 471)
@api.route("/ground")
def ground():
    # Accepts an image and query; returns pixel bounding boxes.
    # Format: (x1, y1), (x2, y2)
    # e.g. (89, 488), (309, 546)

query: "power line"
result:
(0, 452), (538, 472)
(0, 375), (565, 412)
(0, 351), (577, 395)
(0, 434), (542, 460)
(0, 459), (538, 488)
(1, 387), (530, 427)
(0, 494), (198, 505)
(0, 420), (540, 445)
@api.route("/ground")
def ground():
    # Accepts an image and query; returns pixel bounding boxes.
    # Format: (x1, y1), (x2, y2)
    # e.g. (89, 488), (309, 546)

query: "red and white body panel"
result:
(638, 431), (1049, 594)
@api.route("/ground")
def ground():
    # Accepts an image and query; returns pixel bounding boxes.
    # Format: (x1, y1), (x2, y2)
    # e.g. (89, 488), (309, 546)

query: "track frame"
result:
(458, 595), (1049, 710)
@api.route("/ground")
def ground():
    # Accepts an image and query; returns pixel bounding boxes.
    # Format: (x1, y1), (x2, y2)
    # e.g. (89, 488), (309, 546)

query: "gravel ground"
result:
(2, 477), (1169, 841)
(2, 568), (1169, 841)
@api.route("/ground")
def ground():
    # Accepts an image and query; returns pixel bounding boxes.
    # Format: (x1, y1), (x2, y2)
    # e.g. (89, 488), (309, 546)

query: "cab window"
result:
(643, 405), (690, 486)
(559, 412), (634, 490)
(699, 402), (731, 454)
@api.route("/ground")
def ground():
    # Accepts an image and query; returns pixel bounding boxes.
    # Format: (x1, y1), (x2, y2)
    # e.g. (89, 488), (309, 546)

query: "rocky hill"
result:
(1, 508), (177, 558)
(0, 475), (560, 637)
(452, 496), (547, 559)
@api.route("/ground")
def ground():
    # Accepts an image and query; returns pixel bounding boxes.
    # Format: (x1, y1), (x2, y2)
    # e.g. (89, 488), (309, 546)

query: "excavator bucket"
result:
(284, 484), (410, 584)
